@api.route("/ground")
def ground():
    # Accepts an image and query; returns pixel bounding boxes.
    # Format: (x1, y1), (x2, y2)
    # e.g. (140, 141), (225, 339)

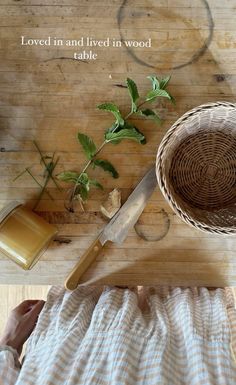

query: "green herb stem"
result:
(33, 174), (52, 210)
(50, 157), (62, 191)
(26, 168), (54, 201)
(13, 168), (28, 182)
(33, 141), (62, 191)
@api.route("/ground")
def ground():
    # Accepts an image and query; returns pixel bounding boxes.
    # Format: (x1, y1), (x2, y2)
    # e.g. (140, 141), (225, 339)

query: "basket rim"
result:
(156, 101), (236, 235)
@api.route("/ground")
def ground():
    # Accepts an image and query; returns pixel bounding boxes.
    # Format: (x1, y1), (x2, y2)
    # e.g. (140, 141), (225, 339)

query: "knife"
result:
(65, 165), (157, 290)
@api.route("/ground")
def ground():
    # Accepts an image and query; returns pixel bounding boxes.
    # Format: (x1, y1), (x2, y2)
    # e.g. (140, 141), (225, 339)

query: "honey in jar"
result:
(0, 202), (58, 270)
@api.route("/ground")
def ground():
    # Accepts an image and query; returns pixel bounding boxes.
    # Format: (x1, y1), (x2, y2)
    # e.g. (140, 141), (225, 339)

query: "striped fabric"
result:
(0, 285), (236, 384)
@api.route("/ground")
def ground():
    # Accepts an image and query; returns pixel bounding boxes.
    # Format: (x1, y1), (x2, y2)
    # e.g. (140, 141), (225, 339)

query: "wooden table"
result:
(1, 0), (236, 286)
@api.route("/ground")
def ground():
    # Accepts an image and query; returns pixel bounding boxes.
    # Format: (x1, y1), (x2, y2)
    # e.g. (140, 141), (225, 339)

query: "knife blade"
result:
(65, 165), (157, 290)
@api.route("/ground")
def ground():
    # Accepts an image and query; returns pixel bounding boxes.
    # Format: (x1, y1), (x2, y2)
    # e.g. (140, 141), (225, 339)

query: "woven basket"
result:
(156, 101), (236, 235)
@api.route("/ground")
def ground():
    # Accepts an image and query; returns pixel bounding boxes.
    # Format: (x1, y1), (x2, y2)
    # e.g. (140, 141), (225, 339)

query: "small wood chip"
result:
(100, 188), (121, 219)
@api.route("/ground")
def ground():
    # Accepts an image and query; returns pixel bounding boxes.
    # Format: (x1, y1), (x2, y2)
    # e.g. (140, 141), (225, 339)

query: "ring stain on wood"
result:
(134, 208), (170, 242)
(117, 0), (214, 70)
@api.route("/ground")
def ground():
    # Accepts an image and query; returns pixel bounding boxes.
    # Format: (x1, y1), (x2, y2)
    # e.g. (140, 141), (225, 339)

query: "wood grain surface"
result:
(1, 0), (236, 286)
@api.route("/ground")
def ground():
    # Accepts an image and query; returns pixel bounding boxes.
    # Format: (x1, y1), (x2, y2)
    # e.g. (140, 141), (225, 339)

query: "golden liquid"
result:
(0, 206), (57, 269)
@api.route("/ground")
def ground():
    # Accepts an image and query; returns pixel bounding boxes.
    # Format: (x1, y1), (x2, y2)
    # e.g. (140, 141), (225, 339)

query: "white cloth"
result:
(0, 285), (236, 385)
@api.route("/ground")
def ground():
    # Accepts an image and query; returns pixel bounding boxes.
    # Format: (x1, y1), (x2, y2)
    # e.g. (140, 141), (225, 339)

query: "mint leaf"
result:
(106, 121), (146, 144)
(146, 89), (172, 102)
(105, 128), (145, 145)
(159, 75), (171, 89)
(97, 103), (124, 126)
(133, 126), (146, 144)
(77, 133), (96, 160)
(57, 171), (80, 183)
(57, 171), (92, 193)
(147, 75), (171, 90)
(93, 159), (119, 178)
(89, 179), (104, 190)
(147, 75), (160, 90)
(126, 78), (139, 112)
(78, 172), (89, 186)
(139, 109), (162, 124)
(146, 75), (174, 103)
(123, 121), (146, 144)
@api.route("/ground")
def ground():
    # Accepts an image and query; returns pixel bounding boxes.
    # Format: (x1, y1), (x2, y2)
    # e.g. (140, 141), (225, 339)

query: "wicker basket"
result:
(156, 101), (236, 235)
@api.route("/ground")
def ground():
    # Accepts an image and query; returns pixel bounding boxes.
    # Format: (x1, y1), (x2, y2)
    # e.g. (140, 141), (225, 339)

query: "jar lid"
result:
(0, 201), (22, 225)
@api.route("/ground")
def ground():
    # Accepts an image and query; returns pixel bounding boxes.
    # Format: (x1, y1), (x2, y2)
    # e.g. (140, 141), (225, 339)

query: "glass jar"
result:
(0, 202), (58, 270)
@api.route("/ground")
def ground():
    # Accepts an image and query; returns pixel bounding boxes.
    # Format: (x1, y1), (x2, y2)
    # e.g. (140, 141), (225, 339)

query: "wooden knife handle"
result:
(64, 238), (103, 291)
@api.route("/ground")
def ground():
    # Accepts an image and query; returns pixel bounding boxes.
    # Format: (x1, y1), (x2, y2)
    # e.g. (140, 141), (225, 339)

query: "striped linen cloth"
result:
(0, 285), (236, 384)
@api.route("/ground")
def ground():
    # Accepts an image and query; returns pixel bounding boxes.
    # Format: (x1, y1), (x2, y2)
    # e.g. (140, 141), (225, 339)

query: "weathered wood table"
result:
(1, 0), (236, 286)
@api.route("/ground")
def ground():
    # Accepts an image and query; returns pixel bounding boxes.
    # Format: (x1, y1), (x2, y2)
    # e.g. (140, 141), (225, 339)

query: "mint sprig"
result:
(57, 75), (173, 211)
